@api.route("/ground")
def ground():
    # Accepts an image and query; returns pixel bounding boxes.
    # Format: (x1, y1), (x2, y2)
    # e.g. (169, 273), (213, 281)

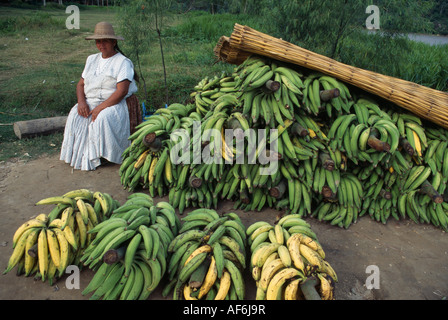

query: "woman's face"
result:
(95, 39), (117, 58)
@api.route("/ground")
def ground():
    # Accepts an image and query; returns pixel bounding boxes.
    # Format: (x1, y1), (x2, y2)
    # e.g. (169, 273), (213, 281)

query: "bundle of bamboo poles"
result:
(213, 36), (251, 66)
(214, 23), (448, 130)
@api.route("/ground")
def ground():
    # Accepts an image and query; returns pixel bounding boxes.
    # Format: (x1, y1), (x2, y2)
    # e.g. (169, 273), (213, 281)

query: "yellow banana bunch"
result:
(4, 189), (112, 284)
(247, 218), (337, 300)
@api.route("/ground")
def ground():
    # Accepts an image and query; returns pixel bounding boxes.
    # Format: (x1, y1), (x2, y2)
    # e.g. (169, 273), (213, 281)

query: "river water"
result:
(407, 33), (448, 46)
(366, 30), (448, 46)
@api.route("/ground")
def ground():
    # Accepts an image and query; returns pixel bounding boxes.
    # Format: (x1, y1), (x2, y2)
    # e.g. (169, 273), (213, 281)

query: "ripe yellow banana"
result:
(321, 260), (338, 282)
(184, 245), (212, 267)
(24, 228), (40, 276)
(412, 130), (422, 156)
(286, 234), (305, 272)
(284, 278), (302, 300)
(75, 211), (87, 249)
(277, 245), (292, 267)
(46, 229), (61, 269)
(274, 224), (284, 245)
(62, 225), (78, 251)
(3, 228), (36, 275)
(299, 243), (325, 272)
(318, 273), (334, 300)
(214, 270), (231, 300)
(76, 199), (90, 225)
(53, 228), (70, 274)
(183, 284), (198, 300)
(37, 228), (49, 281)
(12, 219), (47, 247)
(258, 258), (285, 291)
(198, 256), (218, 299)
(297, 233), (326, 259)
(266, 267), (302, 300)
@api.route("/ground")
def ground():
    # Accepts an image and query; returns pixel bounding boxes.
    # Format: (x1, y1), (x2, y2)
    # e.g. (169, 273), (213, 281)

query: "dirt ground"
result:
(0, 153), (447, 301)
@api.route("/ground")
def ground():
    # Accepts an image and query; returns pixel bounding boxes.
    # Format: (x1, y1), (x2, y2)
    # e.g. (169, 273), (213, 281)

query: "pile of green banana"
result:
(80, 193), (180, 300)
(162, 208), (247, 300)
(248, 215), (337, 300)
(118, 53), (448, 231)
(3, 189), (116, 285)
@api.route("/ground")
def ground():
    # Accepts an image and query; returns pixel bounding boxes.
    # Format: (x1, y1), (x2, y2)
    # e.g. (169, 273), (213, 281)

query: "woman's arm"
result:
(89, 80), (131, 122)
(76, 78), (90, 118)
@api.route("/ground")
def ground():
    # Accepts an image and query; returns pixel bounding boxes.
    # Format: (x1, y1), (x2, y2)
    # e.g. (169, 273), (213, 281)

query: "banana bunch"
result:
(80, 193), (180, 300)
(81, 252), (165, 300)
(247, 216), (337, 300)
(396, 181), (448, 230)
(424, 134), (448, 177)
(120, 102), (198, 193)
(302, 72), (353, 117)
(3, 189), (116, 284)
(233, 56), (305, 129)
(191, 71), (243, 116)
(310, 171), (363, 229)
(397, 112), (428, 160)
(327, 99), (400, 165)
(163, 209), (247, 300)
(169, 179), (219, 214)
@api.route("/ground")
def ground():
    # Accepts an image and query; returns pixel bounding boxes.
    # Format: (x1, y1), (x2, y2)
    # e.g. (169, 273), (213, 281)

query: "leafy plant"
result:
(116, 0), (152, 105)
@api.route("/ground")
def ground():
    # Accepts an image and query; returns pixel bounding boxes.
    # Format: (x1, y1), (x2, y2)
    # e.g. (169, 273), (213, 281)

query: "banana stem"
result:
(189, 175), (203, 189)
(399, 137), (415, 156)
(143, 132), (156, 147)
(291, 122), (309, 137)
(300, 276), (322, 300)
(263, 80), (281, 93)
(320, 88), (340, 102)
(321, 186), (336, 200)
(227, 117), (245, 140)
(367, 135), (391, 152)
(103, 246), (126, 265)
(269, 179), (287, 199)
(27, 243), (38, 258)
(148, 137), (163, 152)
(419, 180), (444, 204)
(319, 151), (335, 171)
(259, 149), (282, 163)
(380, 189), (392, 200)
(240, 189), (251, 204)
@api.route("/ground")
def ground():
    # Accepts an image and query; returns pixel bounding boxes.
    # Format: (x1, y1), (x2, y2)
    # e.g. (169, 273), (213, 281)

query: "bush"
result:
(339, 30), (448, 92)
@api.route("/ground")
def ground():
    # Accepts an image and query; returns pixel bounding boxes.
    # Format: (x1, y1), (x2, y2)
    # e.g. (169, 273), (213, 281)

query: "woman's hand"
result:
(89, 80), (131, 122)
(89, 104), (106, 122)
(76, 78), (90, 118)
(77, 101), (90, 118)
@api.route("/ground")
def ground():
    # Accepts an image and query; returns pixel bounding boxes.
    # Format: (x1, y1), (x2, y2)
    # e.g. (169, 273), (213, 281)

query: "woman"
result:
(60, 21), (138, 171)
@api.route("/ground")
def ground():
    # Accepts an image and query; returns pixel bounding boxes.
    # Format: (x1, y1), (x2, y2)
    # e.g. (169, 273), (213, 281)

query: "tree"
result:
(117, 0), (152, 105)
(258, 0), (435, 60)
(116, 0), (174, 107)
(374, 0), (435, 34)
(145, 0), (173, 105)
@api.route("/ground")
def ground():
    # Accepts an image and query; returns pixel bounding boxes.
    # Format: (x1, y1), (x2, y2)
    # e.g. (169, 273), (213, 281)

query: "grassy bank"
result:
(1, 6), (447, 163)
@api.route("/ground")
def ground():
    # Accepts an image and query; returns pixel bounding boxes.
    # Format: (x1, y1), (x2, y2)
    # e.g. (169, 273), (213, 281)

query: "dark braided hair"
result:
(114, 42), (140, 83)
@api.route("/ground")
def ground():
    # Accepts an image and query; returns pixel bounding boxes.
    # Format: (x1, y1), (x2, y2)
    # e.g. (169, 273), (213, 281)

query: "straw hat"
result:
(85, 21), (124, 41)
